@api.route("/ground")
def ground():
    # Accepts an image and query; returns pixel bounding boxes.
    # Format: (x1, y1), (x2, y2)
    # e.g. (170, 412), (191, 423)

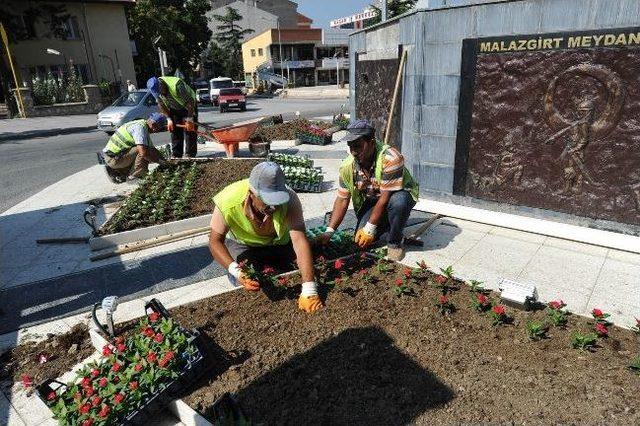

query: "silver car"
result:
(97, 90), (158, 134)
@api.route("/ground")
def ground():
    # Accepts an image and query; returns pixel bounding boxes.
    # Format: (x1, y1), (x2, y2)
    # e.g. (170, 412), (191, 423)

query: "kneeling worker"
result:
(103, 112), (168, 182)
(209, 162), (322, 313)
(318, 120), (419, 261)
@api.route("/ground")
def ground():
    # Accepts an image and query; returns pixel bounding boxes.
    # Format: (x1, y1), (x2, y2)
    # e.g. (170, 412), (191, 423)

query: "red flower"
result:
(20, 375), (33, 388)
(134, 363), (143, 372)
(316, 255), (326, 263)
(165, 351), (175, 360)
(595, 323), (608, 337)
(334, 259), (344, 270)
(143, 327), (155, 338)
(548, 300), (565, 310)
(81, 377), (91, 388)
(636, 317), (640, 327)
(434, 275), (447, 284)
(439, 295), (448, 305)
(90, 369), (100, 377)
(395, 278), (404, 287)
(147, 351), (157, 363)
(79, 403), (91, 414)
(111, 362), (122, 372)
(129, 381), (138, 391)
(84, 386), (94, 397)
(102, 345), (112, 357)
(98, 405), (110, 418)
(278, 277), (288, 286)
(592, 308), (604, 318)
(158, 357), (169, 368)
(154, 333), (164, 343)
(262, 266), (275, 275)
(115, 336), (124, 345)
(113, 393), (124, 405)
(360, 252), (367, 260)
(403, 268), (412, 278)
(116, 343), (126, 352)
(82, 419), (94, 426)
(47, 391), (57, 401)
(334, 277), (342, 285)
(492, 305), (506, 316)
(91, 396), (102, 407)
(477, 294), (488, 305)
(149, 311), (160, 323)
(38, 353), (49, 364)
(98, 377), (108, 388)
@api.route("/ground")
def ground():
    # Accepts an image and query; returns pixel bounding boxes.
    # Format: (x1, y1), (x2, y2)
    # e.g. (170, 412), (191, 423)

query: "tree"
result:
(211, 7), (254, 80)
(365, 0), (417, 27)
(126, 0), (212, 84)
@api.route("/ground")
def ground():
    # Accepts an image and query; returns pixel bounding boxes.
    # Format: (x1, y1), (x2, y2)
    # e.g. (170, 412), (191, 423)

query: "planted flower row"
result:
(37, 311), (199, 426)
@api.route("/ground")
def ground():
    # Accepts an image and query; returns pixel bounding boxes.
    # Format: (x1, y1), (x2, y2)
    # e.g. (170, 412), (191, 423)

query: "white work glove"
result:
(316, 226), (334, 245)
(298, 281), (323, 313)
(227, 261), (260, 291)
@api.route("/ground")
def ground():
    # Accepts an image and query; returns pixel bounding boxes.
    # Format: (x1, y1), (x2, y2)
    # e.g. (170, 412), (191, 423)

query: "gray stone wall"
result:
(350, 0), (640, 196)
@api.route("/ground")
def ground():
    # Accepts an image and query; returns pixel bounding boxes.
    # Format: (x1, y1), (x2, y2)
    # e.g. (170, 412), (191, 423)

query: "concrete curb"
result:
(0, 125), (98, 142)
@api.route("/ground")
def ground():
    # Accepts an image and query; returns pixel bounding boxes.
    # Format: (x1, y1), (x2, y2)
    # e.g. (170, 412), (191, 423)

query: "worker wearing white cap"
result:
(209, 162), (322, 313)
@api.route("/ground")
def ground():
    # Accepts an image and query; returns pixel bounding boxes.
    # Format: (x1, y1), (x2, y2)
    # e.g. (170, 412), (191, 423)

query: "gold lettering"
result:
(480, 42), (492, 52)
(567, 36), (581, 48)
(629, 32), (640, 45)
(542, 38), (553, 49)
(517, 40), (527, 50)
(592, 34), (605, 46)
(526, 39), (537, 50)
(553, 37), (563, 48)
(500, 41), (508, 51)
(604, 34), (616, 45)
(507, 40), (518, 51)
(615, 33), (627, 45)
(491, 42), (500, 52)
(581, 36), (592, 47)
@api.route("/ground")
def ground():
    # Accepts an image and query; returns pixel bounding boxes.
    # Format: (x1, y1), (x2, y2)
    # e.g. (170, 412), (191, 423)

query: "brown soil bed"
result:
(0, 324), (95, 384)
(101, 159), (261, 234)
(252, 119), (332, 141)
(169, 261), (640, 425)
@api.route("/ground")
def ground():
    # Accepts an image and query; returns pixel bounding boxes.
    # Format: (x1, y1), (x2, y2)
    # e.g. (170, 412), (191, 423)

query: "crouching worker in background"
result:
(102, 112), (168, 183)
(208, 162), (323, 313)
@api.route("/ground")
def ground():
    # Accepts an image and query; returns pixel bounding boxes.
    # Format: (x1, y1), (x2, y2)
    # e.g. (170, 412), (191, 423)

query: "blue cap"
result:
(148, 112), (167, 127)
(341, 119), (375, 143)
(146, 77), (160, 98)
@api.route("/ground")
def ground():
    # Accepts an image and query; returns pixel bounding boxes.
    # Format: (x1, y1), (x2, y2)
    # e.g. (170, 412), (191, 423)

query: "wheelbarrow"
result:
(179, 121), (259, 158)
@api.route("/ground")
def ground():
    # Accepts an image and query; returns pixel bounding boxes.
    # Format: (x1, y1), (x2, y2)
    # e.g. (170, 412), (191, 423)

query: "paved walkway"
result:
(0, 114), (98, 142)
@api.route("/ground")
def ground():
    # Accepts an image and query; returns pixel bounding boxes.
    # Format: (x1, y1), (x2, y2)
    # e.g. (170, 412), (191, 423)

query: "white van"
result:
(209, 77), (233, 106)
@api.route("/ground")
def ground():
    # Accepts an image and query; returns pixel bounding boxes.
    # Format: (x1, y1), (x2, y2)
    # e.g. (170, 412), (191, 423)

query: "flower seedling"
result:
(468, 280), (485, 293)
(489, 305), (509, 326)
(546, 300), (568, 327)
(525, 321), (549, 341)
(471, 293), (492, 312)
(591, 308), (611, 324)
(594, 322), (609, 338)
(571, 332), (598, 351)
(633, 318), (640, 335)
(436, 295), (455, 315)
(629, 356), (640, 375)
(432, 275), (448, 293)
(238, 260), (260, 282)
(393, 278), (413, 297)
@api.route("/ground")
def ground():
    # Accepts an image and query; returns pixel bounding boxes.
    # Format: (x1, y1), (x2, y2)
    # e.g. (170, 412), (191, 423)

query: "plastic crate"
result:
(295, 131), (331, 146)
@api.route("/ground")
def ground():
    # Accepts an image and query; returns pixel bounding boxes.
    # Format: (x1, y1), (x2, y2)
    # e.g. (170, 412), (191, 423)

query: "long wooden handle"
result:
(384, 49), (408, 146)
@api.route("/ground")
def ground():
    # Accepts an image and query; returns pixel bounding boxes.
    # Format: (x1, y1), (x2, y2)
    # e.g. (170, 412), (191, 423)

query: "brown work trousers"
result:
(105, 146), (157, 179)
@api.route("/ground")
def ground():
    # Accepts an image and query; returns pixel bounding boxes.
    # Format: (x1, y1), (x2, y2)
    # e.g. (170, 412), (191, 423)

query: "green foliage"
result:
(31, 74), (57, 105)
(571, 331), (597, 351)
(211, 7), (254, 80)
(365, 1), (418, 28)
(468, 279), (485, 293)
(65, 65), (85, 102)
(525, 321), (549, 341)
(126, 0), (212, 82)
(629, 356), (640, 375)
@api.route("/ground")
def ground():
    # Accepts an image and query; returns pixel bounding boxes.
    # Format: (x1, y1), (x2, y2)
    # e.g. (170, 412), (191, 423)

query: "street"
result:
(0, 97), (345, 212)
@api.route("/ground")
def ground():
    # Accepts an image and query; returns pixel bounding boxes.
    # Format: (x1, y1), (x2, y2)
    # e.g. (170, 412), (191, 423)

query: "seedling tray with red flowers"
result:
(36, 299), (206, 426)
(295, 126), (332, 146)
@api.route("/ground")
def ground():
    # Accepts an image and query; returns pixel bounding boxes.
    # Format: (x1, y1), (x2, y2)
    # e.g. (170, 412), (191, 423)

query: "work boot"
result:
(104, 165), (126, 184)
(387, 244), (405, 262)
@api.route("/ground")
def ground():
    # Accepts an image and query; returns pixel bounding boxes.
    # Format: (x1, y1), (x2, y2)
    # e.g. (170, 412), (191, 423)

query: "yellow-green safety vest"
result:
(158, 76), (196, 110)
(213, 179), (291, 246)
(339, 143), (419, 214)
(104, 119), (148, 155)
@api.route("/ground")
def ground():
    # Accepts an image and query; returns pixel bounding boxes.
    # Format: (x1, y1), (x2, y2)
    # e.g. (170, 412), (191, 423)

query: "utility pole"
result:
(382, 0), (388, 21)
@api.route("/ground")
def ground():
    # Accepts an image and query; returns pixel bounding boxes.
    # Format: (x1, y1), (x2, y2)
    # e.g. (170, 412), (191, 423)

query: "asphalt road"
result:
(0, 98), (346, 213)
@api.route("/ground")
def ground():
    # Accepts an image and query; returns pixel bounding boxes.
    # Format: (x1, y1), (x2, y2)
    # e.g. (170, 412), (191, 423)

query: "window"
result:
(63, 16), (81, 40)
(250, 49), (256, 57)
(258, 48), (263, 56)
(18, 14), (37, 39)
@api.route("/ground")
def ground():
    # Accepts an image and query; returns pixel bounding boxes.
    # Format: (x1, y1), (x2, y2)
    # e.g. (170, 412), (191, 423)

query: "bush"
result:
(31, 74), (57, 105)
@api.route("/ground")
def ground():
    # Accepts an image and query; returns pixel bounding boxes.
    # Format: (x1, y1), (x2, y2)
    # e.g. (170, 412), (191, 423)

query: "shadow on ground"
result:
(200, 326), (454, 424)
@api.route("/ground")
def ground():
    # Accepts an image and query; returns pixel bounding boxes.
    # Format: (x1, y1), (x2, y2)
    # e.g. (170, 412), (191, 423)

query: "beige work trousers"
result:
(105, 146), (151, 179)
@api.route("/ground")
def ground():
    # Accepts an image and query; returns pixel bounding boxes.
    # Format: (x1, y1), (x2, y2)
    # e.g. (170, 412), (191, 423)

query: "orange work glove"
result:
(228, 261), (260, 291)
(184, 117), (197, 132)
(354, 222), (376, 248)
(167, 119), (174, 132)
(298, 282), (323, 313)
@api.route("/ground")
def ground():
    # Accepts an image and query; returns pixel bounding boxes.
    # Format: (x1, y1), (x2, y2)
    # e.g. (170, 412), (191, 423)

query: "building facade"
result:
(0, 0), (136, 88)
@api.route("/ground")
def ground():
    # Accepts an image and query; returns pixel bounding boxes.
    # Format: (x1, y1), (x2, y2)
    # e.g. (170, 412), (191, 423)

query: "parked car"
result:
(196, 88), (211, 104)
(209, 76), (233, 106)
(218, 88), (247, 113)
(97, 90), (158, 134)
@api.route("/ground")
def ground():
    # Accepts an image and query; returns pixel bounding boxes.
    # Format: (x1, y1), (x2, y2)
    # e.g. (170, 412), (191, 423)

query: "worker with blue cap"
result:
(102, 112), (168, 183)
(146, 76), (198, 159)
(209, 162), (323, 313)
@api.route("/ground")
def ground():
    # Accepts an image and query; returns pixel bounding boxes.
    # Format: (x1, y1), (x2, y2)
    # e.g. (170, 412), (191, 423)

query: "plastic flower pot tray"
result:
(295, 130), (331, 146)
(36, 299), (207, 426)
